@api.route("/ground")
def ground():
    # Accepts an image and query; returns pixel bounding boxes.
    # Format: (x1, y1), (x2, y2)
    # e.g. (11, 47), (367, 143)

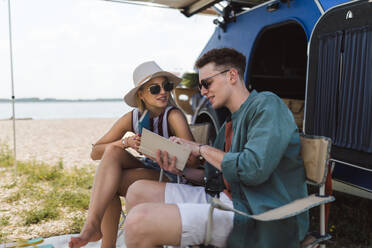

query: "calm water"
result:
(0, 101), (131, 120)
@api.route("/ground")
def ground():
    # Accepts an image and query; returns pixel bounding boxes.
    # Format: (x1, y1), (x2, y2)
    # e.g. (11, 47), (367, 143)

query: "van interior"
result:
(248, 22), (307, 129)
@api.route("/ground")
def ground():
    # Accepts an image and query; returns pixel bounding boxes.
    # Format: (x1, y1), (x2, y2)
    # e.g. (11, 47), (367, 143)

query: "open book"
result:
(139, 128), (191, 171)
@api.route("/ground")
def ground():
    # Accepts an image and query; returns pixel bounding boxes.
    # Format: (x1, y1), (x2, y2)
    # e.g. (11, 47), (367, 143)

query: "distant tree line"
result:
(181, 72), (199, 88)
(0, 72), (200, 103)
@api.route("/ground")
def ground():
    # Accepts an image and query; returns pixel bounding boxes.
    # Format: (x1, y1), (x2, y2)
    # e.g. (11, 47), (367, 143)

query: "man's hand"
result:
(155, 137), (206, 175)
(156, 149), (182, 175)
(169, 136), (201, 157)
(170, 136), (225, 171)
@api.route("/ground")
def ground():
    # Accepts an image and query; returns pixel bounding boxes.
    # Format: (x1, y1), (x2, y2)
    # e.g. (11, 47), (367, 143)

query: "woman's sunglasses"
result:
(148, 81), (174, 95)
(198, 69), (229, 90)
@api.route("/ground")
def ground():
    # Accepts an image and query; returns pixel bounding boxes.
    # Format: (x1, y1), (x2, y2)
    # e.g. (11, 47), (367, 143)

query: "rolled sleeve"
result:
(221, 152), (240, 184)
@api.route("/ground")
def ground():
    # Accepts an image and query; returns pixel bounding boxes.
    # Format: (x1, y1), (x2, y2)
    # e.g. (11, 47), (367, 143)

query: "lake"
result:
(0, 101), (131, 120)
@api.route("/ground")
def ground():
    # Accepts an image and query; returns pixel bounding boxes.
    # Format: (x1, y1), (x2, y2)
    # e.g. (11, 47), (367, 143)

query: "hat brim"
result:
(123, 71), (182, 107)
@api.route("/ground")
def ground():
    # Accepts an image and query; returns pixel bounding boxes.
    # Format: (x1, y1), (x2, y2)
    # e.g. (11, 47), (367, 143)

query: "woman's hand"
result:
(122, 134), (142, 151)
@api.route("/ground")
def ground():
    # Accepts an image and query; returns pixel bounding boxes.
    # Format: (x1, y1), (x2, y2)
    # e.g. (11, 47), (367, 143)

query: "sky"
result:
(0, 0), (215, 99)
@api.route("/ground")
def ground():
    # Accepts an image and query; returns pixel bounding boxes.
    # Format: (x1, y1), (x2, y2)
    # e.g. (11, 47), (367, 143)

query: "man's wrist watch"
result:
(198, 144), (206, 162)
(198, 144), (205, 157)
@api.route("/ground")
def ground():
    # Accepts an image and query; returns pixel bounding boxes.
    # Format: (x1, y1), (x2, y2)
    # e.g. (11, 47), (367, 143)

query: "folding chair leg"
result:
(159, 168), (181, 184)
(117, 210), (126, 238)
(319, 184), (326, 248)
(205, 204), (215, 245)
(159, 168), (164, 182)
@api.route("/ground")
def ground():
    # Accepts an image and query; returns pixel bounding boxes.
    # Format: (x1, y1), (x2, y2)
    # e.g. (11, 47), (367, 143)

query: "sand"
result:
(0, 118), (117, 168)
(0, 118), (123, 242)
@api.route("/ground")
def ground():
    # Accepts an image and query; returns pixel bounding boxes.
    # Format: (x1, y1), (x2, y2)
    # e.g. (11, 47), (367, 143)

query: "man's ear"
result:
(228, 68), (239, 85)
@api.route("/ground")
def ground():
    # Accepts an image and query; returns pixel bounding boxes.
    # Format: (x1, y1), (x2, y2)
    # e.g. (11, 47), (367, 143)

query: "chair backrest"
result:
(173, 88), (199, 115)
(299, 134), (332, 186)
(282, 98), (304, 129)
(189, 123), (210, 145)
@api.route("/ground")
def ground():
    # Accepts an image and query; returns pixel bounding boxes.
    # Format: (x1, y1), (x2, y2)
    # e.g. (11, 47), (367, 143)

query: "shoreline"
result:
(0, 117), (33, 121)
(0, 118), (117, 168)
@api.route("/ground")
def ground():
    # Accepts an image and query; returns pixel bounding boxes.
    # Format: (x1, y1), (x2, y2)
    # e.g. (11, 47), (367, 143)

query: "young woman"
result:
(69, 61), (195, 248)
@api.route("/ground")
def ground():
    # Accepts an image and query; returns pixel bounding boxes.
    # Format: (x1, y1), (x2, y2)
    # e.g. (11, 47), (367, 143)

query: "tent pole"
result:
(7, 0), (17, 177)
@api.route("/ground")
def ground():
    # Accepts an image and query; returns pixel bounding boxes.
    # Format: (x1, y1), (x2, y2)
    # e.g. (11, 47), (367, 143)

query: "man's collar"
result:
(231, 90), (258, 119)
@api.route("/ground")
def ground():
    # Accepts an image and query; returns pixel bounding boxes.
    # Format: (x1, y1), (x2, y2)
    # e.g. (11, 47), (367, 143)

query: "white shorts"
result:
(165, 183), (234, 248)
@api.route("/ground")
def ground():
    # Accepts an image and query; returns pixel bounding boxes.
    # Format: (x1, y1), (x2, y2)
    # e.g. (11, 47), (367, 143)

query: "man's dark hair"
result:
(195, 48), (246, 80)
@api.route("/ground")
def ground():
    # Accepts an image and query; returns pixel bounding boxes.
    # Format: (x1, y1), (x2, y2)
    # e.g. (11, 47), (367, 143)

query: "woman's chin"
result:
(156, 101), (168, 108)
(148, 102), (168, 112)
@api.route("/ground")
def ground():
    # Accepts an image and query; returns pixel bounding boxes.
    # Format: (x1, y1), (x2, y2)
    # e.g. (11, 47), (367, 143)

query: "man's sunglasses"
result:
(198, 69), (229, 90)
(148, 81), (174, 95)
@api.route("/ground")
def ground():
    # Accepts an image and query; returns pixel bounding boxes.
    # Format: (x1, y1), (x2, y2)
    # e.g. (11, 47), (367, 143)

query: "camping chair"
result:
(173, 88), (199, 116)
(189, 123), (211, 145)
(204, 134), (335, 248)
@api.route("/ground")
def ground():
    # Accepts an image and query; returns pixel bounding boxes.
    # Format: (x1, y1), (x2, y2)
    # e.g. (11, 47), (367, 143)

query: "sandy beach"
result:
(0, 118), (117, 168)
(0, 118), (124, 241)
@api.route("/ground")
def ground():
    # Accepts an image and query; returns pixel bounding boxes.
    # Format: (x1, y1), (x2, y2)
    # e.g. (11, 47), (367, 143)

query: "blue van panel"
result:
(201, 0), (351, 62)
(319, 0), (352, 11)
(201, 0), (322, 82)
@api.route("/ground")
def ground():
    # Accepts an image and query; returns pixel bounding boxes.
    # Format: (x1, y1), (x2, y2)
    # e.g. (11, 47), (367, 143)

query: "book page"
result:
(139, 128), (191, 171)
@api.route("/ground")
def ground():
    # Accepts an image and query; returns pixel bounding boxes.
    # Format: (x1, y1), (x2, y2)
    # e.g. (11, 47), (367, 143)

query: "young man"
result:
(123, 48), (309, 247)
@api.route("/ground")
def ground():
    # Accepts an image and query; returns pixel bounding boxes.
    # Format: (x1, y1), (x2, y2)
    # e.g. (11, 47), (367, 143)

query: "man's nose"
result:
(200, 86), (208, 96)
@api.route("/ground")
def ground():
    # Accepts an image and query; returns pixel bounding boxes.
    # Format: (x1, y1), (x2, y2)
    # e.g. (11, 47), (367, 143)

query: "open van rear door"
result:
(107, 0), (270, 17)
(305, 0), (372, 198)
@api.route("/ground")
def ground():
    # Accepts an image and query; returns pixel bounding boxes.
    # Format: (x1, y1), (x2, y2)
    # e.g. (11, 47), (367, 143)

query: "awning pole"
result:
(7, 0), (17, 177)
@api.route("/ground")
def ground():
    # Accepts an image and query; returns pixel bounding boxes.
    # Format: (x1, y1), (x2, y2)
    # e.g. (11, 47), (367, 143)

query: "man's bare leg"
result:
(125, 203), (182, 248)
(125, 179), (167, 212)
(69, 146), (145, 248)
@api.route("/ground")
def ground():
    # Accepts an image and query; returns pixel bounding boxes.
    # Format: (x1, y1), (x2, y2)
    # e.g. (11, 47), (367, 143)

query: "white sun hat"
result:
(123, 61), (182, 107)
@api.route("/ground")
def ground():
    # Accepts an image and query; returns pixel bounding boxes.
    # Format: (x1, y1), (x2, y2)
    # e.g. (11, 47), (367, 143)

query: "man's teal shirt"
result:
(206, 90), (309, 247)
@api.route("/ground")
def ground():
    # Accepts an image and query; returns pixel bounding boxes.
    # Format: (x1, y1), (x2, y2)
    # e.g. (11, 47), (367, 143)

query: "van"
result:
(179, 0), (372, 200)
(123, 0), (372, 200)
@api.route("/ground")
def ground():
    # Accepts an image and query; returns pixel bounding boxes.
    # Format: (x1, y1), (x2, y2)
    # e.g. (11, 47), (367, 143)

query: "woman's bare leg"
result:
(100, 168), (164, 248)
(69, 146), (146, 248)
(99, 195), (121, 248)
